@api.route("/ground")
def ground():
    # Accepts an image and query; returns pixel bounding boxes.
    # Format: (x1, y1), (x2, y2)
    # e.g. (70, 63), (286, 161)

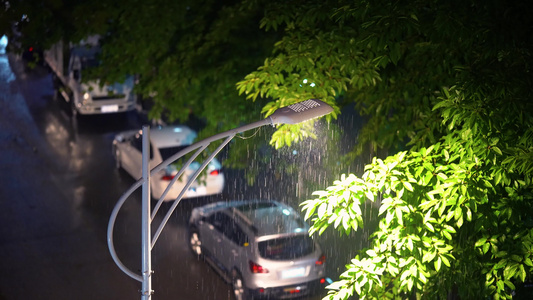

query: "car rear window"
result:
(235, 202), (277, 212)
(258, 235), (315, 260)
(159, 145), (189, 161)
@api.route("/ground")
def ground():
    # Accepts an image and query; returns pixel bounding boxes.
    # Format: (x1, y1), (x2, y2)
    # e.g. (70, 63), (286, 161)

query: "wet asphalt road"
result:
(0, 52), (346, 300)
(0, 52), (244, 300)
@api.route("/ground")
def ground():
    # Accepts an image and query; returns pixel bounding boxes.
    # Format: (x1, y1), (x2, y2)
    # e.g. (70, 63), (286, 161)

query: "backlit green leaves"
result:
(301, 174), (369, 236)
(304, 124), (533, 299)
(278, 0), (533, 299)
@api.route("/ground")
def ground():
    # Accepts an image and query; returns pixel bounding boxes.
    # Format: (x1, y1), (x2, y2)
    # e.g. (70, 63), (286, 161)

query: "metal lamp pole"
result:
(107, 99), (333, 299)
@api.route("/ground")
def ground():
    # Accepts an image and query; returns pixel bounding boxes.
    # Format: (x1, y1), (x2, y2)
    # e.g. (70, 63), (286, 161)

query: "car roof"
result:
(198, 200), (310, 237)
(70, 46), (99, 58)
(149, 125), (197, 148)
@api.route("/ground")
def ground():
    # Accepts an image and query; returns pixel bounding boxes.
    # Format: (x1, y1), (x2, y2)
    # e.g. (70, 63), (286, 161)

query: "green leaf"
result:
(352, 202), (363, 216)
(505, 280), (516, 290)
(434, 257), (442, 272)
(441, 255), (451, 267)
(443, 149), (450, 161)
(497, 279), (504, 291)
(378, 201), (390, 216)
(303, 203), (317, 220)
(524, 258), (533, 267)
(482, 243), (490, 254)
(334, 214), (342, 228)
(403, 181), (414, 192)
(504, 264), (519, 279)
(386, 211), (394, 225)
(519, 264), (527, 282)
(423, 250), (436, 263)
(456, 214), (463, 228)
(396, 206), (404, 225)
(365, 190), (374, 201)
(436, 173), (448, 181)
(442, 230), (452, 240)
(317, 203), (327, 218)
(454, 207), (463, 221)
(424, 172), (434, 185)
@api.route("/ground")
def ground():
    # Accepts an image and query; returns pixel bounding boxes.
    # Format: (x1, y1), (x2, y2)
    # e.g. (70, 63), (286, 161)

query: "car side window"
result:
(206, 212), (225, 232)
(229, 223), (248, 246)
(207, 212), (248, 247)
(131, 135), (154, 159)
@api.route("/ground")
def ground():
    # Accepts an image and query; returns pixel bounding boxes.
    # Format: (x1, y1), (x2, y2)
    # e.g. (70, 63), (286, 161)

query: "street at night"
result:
(0, 47), (356, 300)
(4, 1), (530, 298)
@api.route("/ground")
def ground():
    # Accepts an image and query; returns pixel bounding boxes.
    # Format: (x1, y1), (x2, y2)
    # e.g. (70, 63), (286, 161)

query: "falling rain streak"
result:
(2, 38), (382, 298)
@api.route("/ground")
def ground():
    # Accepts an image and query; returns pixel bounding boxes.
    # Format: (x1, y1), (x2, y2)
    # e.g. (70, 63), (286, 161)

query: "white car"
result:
(112, 125), (225, 201)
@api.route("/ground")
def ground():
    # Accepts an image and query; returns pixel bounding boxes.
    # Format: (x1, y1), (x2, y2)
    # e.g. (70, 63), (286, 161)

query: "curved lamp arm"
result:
(107, 99), (333, 297)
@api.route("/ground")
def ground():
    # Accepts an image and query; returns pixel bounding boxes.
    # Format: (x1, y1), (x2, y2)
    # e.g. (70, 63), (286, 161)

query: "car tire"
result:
(232, 269), (250, 300)
(188, 228), (203, 258)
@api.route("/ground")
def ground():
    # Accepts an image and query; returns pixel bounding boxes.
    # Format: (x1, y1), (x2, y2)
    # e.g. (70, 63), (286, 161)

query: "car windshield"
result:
(159, 145), (190, 161)
(81, 57), (99, 69)
(258, 235), (315, 260)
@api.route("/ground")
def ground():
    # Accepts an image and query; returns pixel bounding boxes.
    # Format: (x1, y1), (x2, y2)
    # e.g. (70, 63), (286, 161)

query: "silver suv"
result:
(188, 200), (327, 299)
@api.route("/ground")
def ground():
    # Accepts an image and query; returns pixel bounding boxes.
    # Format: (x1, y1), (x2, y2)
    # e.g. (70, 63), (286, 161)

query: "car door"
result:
(199, 212), (246, 273)
(199, 212), (226, 265)
(121, 134), (144, 179)
(218, 216), (248, 273)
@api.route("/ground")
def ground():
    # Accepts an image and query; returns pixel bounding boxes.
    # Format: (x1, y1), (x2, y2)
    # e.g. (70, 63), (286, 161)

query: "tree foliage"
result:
(276, 0), (533, 299)
(238, 0), (533, 298)
(1, 0), (280, 169)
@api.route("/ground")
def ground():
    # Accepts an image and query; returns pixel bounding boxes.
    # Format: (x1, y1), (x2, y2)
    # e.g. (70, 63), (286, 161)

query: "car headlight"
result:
(82, 92), (90, 104)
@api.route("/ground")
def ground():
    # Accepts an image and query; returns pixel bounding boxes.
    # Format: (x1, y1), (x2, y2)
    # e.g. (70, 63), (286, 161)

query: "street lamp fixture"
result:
(107, 99), (333, 299)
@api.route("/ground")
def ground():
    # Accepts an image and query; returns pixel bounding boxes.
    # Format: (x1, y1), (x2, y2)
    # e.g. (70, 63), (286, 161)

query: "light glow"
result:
(249, 261), (269, 273)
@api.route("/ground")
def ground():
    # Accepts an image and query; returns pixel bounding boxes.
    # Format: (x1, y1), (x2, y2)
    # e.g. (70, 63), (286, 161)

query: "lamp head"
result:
(269, 99), (334, 125)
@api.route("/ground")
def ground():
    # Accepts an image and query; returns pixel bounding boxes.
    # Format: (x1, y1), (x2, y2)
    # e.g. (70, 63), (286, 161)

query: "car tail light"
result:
(249, 261), (269, 273)
(315, 254), (326, 265)
(288, 287), (302, 294)
(209, 169), (220, 176)
(161, 174), (176, 181)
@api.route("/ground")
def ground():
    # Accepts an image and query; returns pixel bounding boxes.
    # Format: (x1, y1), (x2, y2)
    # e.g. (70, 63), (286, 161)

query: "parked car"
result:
(21, 45), (43, 65)
(112, 125), (225, 201)
(188, 200), (328, 299)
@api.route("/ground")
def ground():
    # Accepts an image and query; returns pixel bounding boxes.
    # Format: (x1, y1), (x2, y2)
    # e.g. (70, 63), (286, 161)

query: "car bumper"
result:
(249, 278), (327, 299)
(152, 175), (225, 201)
(76, 101), (136, 115)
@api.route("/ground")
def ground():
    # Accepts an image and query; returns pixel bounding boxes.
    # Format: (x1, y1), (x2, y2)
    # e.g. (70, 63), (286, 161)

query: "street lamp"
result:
(107, 99), (333, 299)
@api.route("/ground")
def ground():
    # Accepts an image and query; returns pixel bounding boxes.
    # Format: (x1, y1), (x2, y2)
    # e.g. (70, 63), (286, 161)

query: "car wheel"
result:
(232, 269), (249, 300)
(188, 228), (202, 258)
